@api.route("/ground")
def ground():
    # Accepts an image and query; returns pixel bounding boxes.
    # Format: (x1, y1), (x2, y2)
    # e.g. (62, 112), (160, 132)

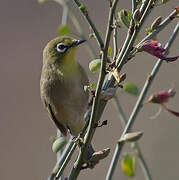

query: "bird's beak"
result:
(71, 39), (86, 47)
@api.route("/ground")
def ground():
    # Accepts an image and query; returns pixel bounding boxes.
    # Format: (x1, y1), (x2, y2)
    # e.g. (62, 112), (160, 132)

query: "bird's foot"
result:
(72, 137), (84, 147)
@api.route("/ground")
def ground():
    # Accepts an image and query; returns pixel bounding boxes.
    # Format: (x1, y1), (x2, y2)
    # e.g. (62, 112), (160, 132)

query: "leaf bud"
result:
(151, 16), (162, 30)
(133, 9), (141, 22)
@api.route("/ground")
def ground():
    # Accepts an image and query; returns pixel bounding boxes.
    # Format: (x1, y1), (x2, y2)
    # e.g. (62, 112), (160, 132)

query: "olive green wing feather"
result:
(44, 100), (68, 136)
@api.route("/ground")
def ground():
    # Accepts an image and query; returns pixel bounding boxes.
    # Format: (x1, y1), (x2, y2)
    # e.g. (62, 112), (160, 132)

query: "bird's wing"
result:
(44, 100), (68, 136)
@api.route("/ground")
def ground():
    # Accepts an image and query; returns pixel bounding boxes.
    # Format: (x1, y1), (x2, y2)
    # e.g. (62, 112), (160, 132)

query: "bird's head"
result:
(43, 36), (86, 65)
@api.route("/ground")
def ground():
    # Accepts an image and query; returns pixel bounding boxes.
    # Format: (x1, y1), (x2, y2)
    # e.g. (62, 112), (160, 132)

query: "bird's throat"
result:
(56, 53), (79, 79)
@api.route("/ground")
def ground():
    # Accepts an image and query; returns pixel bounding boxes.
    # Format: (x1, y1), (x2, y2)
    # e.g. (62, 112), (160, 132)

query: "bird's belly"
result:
(42, 78), (88, 135)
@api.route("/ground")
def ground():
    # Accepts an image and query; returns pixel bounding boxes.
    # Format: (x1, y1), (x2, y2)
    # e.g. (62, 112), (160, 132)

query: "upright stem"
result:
(72, 0), (104, 49)
(132, 0), (137, 13)
(113, 96), (152, 180)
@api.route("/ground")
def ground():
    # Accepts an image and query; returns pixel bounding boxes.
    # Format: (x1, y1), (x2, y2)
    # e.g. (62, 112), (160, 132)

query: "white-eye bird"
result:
(40, 36), (89, 137)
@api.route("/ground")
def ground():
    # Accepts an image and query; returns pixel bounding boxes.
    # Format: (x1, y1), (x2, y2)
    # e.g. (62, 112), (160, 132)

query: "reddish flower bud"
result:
(146, 88), (179, 118)
(138, 40), (179, 62)
(149, 91), (170, 104)
(146, 88), (176, 104)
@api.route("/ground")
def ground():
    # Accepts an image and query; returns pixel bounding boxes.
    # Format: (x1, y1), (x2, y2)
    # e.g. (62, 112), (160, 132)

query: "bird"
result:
(40, 36), (89, 138)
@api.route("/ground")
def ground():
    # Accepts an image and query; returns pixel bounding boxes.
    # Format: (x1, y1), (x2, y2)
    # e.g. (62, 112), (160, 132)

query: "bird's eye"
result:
(56, 43), (67, 53)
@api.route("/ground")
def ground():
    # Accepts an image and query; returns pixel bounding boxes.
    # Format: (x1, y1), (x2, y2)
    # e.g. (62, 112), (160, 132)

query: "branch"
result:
(72, 0), (104, 49)
(132, 0), (137, 13)
(48, 140), (75, 180)
(106, 22), (179, 180)
(55, 142), (77, 179)
(112, 96), (152, 180)
(112, 17), (118, 60)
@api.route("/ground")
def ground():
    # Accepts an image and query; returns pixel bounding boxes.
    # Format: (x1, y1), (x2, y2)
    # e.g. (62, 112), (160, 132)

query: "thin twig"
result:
(48, 140), (75, 180)
(132, 0), (137, 13)
(54, 110), (91, 179)
(113, 16), (118, 60)
(72, 0), (104, 49)
(112, 96), (152, 180)
(55, 143), (77, 179)
(106, 22), (179, 180)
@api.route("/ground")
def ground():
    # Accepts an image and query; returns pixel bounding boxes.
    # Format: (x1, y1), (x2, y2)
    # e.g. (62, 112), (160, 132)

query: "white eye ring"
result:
(56, 43), (67, 53)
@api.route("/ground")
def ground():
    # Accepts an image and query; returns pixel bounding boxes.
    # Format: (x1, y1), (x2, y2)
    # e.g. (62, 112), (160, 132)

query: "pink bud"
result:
(152, 90), (170, 104)
(146, 89), (174, 104)
(138, 40), (179, 62)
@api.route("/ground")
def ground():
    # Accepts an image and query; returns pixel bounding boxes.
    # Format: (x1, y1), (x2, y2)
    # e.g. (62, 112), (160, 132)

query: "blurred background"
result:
(1, 0), (179, 179)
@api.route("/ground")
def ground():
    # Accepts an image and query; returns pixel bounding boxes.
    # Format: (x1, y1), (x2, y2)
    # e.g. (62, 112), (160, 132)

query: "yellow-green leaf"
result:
(121, 154), (135, 177)
(49, 136), (58, 143)
(52, 137), (67, 153)
(123, 82), (139, 96)
(118, 9), (132, 29)
(79, 5), (86, 11)
(90, 83), (96, 89)
(108, 46), (112, 56)
(57, 25), (70, 36)
(89, 59), (101, 73)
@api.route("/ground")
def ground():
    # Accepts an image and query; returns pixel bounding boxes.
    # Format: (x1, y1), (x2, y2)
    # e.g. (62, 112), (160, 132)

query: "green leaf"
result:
(123, 82), (139, 96)
(49, 136), (58, 143)
(146, 27), (153, 34)
(119, 131), (143, 143)
(107, 46), (112, 56)
(121, 154), (135, 177)
(118, 9), (132, 29)
(146, 27), (158, 40)
(52, 137), (67, 153)
(79, 5), (86, 11)
(98, 30), (102, 34)
(57, 25), (70, 36)
(89, 59), (101, 73)
(89, 30), (102, 39)
(90, 83), (96, 89)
